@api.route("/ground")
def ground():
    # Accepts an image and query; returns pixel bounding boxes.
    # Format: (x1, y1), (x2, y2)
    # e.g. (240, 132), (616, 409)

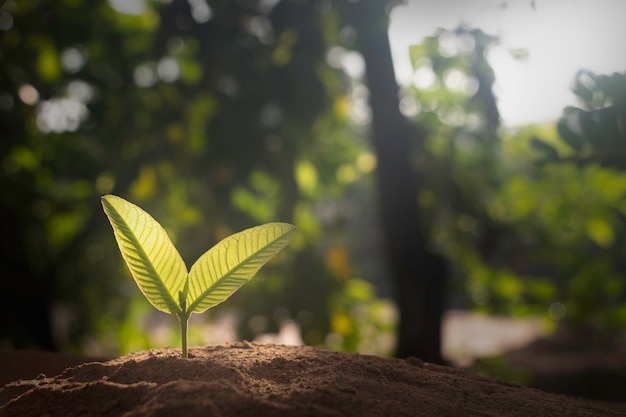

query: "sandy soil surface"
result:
(1, 342), (623, 417)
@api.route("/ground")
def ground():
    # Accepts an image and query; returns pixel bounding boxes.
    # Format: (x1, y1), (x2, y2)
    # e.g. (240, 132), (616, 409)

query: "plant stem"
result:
(179, 313), (190, 358)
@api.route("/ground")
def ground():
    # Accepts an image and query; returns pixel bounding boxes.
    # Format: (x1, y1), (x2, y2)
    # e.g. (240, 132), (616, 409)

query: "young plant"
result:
(101, 194), (296, 358)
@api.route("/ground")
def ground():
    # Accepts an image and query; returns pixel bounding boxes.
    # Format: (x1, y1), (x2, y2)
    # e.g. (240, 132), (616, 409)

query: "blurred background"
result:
(1, 0), (625, 402)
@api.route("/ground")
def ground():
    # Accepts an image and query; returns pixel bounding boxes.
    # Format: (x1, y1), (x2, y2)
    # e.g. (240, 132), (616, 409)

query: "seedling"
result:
(101, 194), (296, 358)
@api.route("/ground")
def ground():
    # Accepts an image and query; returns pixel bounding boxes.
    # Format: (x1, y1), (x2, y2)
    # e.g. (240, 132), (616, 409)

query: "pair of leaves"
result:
(102, 195), (296, 317)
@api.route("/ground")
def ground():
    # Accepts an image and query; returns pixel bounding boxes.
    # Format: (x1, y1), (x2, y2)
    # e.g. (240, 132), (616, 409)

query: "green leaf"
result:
(557, 117), (584, 151)
(585, 217), (615, 248)
(37, 42), (61, 82)
(530, 136), (559, 160)
(186, 222), (296, 313)
(101, 195), (187, 315)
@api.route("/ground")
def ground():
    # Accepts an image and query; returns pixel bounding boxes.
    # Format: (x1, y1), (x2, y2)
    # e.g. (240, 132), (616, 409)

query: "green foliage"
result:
(102, 194), (295, 357)
(328, 279), (397, 355)
(405, 26), (626, 340)
(1, 0), (371, 353)
(5, 0), (625, 357)
(537, 71), (626, 167)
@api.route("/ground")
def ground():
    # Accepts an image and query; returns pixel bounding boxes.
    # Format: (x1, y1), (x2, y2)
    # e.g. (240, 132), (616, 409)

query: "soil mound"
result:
(0, 342), (622, 416)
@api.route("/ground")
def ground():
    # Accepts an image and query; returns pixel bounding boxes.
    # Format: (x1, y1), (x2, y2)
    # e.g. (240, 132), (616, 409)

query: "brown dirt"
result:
(0, 342), (623, 417)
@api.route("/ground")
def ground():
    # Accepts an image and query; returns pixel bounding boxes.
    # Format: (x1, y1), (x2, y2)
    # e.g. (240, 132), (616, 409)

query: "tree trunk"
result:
(346, 1), (447, 363)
